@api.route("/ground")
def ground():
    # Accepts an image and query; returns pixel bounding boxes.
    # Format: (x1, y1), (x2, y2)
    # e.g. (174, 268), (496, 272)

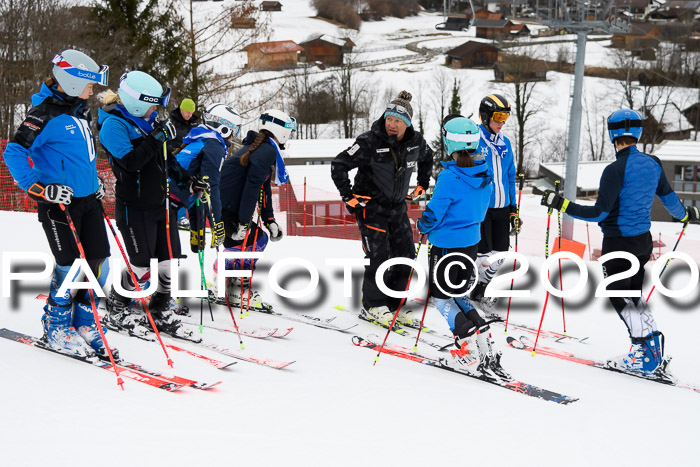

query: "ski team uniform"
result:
(563, 145), (686, 318)
(331, 117), (433, 310)
(98, 104), (190, 281)
(170, 126), (227, 234)
(475, 124), (516, 283)
(4, 82), (111, 312)
(418, 160), (493, 336)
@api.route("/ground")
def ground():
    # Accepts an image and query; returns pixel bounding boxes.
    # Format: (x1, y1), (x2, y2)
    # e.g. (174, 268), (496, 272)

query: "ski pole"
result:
(164, 141), (174, 260)
(374, 233), (426, 366)
(532, 180), (560, 356)
(101, 205), (174, 367)
(646, 220), (690, 302)
(556, 181), (566, 335)
(505, 173), (524, 334)
(60, 203), (123, 389)
(412, 289), (431, 351)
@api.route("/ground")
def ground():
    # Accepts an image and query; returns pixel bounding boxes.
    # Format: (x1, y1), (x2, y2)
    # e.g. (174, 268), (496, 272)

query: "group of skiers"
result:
(332, 89), (699, 377)
(5, 47), (698, 379)
(4, 49), (293, 360)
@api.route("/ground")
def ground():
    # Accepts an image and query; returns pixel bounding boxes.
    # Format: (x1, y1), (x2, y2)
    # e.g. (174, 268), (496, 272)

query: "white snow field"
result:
(0, 199), (698, 466)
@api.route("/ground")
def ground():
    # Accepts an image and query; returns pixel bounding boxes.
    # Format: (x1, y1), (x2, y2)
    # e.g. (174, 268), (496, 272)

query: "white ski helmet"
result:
(259, 109), (296, 146)
(51, 49), (109, 97)
(203, 103), (242, 139)
(118, 70), (171, 117)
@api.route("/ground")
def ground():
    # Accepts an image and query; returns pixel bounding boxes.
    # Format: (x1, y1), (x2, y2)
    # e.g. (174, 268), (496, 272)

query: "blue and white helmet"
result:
(52, 49), (109, 97)
(607, 109), (643, 144)
(118, 71), (170, 117)
(442, 117), (480, 155)
(203, 103), (242, 139)
(259, 109), (296, 146)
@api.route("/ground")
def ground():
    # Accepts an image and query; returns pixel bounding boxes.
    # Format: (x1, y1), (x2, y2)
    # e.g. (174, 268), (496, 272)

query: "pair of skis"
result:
(0, 328), (225, 392)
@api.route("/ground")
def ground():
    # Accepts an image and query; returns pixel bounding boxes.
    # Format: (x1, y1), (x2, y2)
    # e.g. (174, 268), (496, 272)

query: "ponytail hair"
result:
(454, 150), (475, 168)
(240, 129), (274, 167)
(98, 89), (121, 106)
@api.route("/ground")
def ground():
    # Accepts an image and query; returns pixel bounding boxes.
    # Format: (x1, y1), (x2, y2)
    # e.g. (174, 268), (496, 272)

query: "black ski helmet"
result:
(479, 94), (511, 124)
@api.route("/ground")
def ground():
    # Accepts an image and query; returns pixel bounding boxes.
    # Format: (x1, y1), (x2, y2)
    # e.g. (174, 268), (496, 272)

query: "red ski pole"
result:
(412, 289), (431, 351)
(505, 173), (524, 334)
(101, 207), (174, 367)
(374, 234), (426, 366)
(556, 181), (566, 336)
(60, 203), (123, 389)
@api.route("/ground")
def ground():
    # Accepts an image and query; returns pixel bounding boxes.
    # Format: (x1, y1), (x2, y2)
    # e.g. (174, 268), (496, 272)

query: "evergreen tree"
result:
(449, 78), (462, 116)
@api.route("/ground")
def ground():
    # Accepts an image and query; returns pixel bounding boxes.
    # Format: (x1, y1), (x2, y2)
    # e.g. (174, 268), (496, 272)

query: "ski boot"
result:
(104, 287), (153, 341)
(148, 291), (201, 342)
(359, 305), (399, 329)
(74, 301), (120, 361)
(445, 335), (479, 374)
(607, 331), (666, 376)
(228, 277), (272, 313)
(475, 325), (508, 378)
(470, 281), (497, 314)
(393, 304), (419, 328)
(41, 303), (96, 358)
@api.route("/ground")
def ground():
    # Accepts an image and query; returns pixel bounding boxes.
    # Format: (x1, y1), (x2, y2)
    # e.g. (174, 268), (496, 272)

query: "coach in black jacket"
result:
(331, 90), (433, 326)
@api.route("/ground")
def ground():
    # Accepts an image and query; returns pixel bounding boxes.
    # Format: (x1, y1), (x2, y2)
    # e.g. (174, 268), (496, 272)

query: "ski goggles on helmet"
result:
(52, 54), (109, 86)
(442, 130), (480, 144)
(491, 111), (510, 123)
(118, 74), (171, 107)
(209, 115), (242, 138)
(260, 113), (297, 131)
(385, 103), (410, 116)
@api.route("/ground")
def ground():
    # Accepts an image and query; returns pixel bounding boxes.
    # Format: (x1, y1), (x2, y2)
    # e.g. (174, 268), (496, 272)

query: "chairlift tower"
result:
(535, 0), (631, 239)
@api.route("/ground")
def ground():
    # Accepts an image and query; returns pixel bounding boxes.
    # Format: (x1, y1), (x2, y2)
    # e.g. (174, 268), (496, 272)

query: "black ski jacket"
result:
(167, 107), (199, 154)
(331, 116), (433, 207)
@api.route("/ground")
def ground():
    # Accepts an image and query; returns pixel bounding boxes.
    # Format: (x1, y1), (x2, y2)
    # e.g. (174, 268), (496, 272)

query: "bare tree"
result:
(429, 68), (451, 174)
(333, 55), (370, 138)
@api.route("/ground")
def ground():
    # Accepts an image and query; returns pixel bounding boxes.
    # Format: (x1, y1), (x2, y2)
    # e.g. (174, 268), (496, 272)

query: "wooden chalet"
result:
(611, 22), (665, 49)
(242, 40), (304, 69)
(473, 19), (515, 39)
(299, 35), (355, 66)
(493, 55), (548, 82)
(260, 1), (282, 11)
(445, 41), (499, 68)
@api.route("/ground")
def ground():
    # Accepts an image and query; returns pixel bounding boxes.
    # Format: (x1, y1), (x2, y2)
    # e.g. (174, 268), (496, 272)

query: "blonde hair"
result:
(98, 89), (121, 106)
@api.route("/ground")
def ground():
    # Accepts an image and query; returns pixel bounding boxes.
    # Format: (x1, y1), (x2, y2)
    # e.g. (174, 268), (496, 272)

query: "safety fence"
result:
(2, 140), (698, 266)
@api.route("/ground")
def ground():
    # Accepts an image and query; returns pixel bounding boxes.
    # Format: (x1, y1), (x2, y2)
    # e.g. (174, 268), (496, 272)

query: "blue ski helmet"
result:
(607, 109), (643, 144)
(118, 71), (170, 117)
(442, 117), (480, 155)
(52, 49), (109, 97)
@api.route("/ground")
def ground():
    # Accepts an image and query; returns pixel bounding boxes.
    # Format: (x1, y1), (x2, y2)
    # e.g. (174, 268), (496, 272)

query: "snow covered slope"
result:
(0, 207), (698, 466)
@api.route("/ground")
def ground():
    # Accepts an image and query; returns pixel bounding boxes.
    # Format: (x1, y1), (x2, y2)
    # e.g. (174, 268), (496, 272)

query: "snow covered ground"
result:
(1, 204), (699, 466)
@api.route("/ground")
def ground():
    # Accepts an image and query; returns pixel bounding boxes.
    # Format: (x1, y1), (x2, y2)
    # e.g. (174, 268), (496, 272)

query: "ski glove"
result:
(407, 185), (426, 201)
(680, 206), (700, 223)
(231, 222), (250, 242)
(540, 190), (569, 213)
(189, 229), (203, 253)
(190, 175), (211, 202)
(343, 194), (370, 214)
(28, 182), (74, 205)
(96, 176), (106, 200)
(151, 116), (176, 142)
(211, 221), (225, 248)
(265, 219), (283, 242)
(509, 205), (522, 235)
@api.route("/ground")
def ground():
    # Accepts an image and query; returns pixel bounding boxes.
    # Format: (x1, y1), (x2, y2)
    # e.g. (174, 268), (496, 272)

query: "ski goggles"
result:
(261, 113), (297, 131)
(52, 54), (109, 86)
(385, 103), (411, 116)
(119, 74), (171, 107)
(443, 130), (480, 144)
(491, 111), (510, 123)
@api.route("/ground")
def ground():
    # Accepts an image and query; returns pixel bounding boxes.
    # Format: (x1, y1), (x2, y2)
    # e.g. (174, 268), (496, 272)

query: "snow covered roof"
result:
(242, 40), (303, 54)
(285, 139), (355, 160)
(539, 161), (611, 191)
(654, 140), (700, 162)
(300, 34), (348, 48)
(645, 103), (693, 133)
(473, 19), (511, 28)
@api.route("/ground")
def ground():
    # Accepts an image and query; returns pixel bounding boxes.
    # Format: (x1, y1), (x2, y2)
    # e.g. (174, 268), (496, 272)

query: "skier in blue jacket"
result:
(98, 71), (206, 342)
(4, 49), (112, 358)
(417, 116), (498, 373)
(470, 94), (520, 312)
(541, 109), (700, 376)
(170, 103), (241, 253)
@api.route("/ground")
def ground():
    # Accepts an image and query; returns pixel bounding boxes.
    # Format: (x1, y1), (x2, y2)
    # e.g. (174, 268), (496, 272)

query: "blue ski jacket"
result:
(4, 83), (100, 197)
(417, 160), (493, 248)
(477, 124), (516, 209)
(566, 145), (686, 237)
(171, 126), (227, 223)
